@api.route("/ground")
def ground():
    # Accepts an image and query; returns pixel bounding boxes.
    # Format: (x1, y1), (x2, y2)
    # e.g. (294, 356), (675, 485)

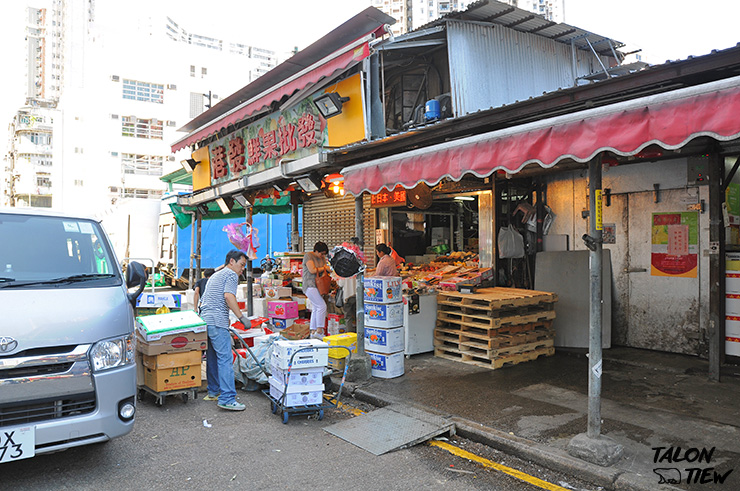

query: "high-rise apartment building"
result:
(3, 0), (277, 219)
(371, 0), (565, 35)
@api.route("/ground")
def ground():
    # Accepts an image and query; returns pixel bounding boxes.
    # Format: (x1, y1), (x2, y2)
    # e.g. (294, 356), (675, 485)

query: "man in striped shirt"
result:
(199, 249), (249, 411)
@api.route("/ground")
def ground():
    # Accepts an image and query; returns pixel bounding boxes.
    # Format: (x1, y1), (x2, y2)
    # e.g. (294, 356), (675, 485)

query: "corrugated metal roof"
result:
(412, 0), (623, 57)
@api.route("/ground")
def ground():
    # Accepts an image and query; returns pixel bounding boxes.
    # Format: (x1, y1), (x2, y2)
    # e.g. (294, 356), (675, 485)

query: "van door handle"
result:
(624, 267), (647, 273)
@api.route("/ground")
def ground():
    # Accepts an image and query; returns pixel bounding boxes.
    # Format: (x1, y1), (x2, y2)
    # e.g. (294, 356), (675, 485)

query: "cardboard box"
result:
(271, 317), (298, 330)
(270, 360), (324, 387)
(368, 350), (405, 379)
(265, 286), (293, 300)
(365, 301), (404, 328)
(327, 355), (346, 372)
(142, 351), (201, 392)
(280, 321), (310, 341)
(323, 333), (357, 358)
(292, 295), (307, 310)
(365, 326), (404, 354)
(271, 339), (328, 369)
(268, 300), (299, 319)
(135, 351), (145, 387)
(327, 313), (347, 335)
(363, 276), (403, 304)
(268, 377), (324, 407)
(136, 292), (182, 309)
(136, 330), (207, 356)
(136, 311), (206, 342)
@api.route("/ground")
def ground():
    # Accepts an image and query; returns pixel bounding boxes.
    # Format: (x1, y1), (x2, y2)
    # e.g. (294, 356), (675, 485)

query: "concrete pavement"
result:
(329, 347), (740, 490)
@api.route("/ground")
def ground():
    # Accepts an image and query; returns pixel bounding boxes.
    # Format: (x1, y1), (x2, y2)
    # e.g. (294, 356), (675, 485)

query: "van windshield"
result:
(0, 213), (121, 288)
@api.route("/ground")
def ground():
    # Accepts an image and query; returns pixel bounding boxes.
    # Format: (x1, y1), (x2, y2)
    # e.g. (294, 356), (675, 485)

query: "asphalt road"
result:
(1, 389), (601, 490)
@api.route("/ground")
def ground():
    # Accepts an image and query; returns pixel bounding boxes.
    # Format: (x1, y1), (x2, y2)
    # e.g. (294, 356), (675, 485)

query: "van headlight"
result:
(90, 334), (135, 372)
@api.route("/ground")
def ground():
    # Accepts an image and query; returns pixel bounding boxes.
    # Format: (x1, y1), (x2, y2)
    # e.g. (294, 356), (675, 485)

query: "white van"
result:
(0, 208), (146, 462)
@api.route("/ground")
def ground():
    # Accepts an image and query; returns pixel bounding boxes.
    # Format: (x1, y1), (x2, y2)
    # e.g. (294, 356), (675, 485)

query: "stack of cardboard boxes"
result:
(363, 276), (405, 379)
(269, 339), (328, 407)
(136, 311), (207, 393)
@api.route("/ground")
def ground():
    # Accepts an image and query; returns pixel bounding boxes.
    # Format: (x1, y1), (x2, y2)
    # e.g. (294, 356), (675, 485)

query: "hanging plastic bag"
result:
(498, 225), (525, 258)
(222, 222), (260, 260)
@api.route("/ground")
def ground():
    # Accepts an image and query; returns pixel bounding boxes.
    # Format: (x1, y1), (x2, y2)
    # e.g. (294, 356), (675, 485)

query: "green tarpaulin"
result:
(170, 195), (292, 229)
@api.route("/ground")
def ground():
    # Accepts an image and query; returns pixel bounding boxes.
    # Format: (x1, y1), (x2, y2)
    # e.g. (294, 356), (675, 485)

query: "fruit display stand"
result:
(434, 287), (557, 369)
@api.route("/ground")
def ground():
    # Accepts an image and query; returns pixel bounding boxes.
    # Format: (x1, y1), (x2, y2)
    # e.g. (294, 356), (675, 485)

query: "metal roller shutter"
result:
(302, 194), (376, 267)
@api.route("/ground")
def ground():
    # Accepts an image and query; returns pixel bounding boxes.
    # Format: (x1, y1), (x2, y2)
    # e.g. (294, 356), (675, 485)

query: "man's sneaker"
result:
(203, 394), (219, 401)
(218, 401), (246, 411)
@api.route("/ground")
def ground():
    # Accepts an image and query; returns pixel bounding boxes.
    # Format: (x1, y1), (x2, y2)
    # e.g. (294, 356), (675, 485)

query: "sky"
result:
(1, 0), (739, 161)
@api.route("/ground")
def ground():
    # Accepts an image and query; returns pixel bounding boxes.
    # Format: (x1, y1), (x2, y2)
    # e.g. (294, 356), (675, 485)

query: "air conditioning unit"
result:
(110, 114), (119, 119)
(166, 120), (176, 127)
(111, 75), (120, 82)
(110, 151), (119, 157)
(167, 84), (177, 90)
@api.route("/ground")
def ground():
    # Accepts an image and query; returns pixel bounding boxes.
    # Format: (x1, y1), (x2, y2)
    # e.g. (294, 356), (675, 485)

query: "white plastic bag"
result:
(498, 225), (525, 258)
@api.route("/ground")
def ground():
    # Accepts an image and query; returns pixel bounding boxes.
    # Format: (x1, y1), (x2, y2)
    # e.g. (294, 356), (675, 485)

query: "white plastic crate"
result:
(270, 360), (324, 387)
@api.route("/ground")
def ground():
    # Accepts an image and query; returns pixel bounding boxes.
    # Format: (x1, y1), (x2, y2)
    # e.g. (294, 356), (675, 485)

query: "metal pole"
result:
(587, 157), (603, 439)
(195, 211), (202, 284)
(709, 151), (724, 382)
(355, 195), (365, 355)
(291, 202), (300, 252)
(188, 211), (196, 289)
(246, 206), (254, 316)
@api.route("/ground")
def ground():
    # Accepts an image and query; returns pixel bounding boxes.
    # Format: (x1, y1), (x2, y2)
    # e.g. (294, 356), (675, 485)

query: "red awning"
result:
(172, 41), (372, 153)
(342, 77), (740, 195)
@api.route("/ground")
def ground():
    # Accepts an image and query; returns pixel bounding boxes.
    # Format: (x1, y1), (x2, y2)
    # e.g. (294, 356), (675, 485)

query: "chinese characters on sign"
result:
(370, 187), (407, 208)
(651, 212), (698, 278)
(208, 99), (326, 184)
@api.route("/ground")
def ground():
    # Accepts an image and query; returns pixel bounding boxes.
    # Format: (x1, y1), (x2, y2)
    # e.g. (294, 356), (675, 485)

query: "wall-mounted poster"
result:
(651, 212), (698, 278)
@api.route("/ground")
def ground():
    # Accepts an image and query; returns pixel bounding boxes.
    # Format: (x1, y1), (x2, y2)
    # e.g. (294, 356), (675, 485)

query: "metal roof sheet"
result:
(412, 0), (624, 56)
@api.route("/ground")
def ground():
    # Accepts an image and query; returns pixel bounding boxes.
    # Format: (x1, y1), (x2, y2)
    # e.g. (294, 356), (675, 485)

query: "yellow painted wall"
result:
(192, 146), (211, 191)
(326, 73), (365, 148)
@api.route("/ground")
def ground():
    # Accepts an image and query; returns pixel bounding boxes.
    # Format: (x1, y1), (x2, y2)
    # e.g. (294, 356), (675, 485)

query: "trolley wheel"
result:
(181, 393), (189, 403)
(191, 390), (198, 400)
(271, 402), (278, 414)
(154, 397), (164, 407)
(318, 409), (324, 421)
(282, 411), (290, 424)
(137, 389), (144, 402)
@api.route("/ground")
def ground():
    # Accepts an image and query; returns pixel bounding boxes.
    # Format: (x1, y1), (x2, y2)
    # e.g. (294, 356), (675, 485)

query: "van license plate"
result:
(0, 425), (35, 463)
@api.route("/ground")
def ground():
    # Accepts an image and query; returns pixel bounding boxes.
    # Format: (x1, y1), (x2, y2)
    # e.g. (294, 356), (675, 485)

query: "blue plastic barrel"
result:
(425, 99), (441, 121)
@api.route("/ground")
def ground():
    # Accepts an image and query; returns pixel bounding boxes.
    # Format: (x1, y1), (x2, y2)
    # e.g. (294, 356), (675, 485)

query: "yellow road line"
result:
(430, 440), (569, 491)
(323, 394), (365, 417)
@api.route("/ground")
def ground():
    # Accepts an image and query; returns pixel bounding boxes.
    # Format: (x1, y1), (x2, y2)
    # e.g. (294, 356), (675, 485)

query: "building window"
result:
(74, 179), (84, 186)
(36, 175), (52, 187)
(122, 153), (164, 176)
(122, 79), (164, 104)
(121, 188), (164, 199)
(190, 65), (195, 77)
(122, 116), (163, 140)
(201, 67), (207, 77)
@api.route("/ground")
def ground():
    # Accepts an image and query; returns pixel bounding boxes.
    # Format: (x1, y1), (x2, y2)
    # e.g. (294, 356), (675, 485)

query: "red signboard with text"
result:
(370, 187), (407, 208)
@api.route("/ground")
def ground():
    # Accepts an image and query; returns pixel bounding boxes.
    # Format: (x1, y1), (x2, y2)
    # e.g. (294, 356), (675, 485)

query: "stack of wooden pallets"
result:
(434, 287), (557, 369)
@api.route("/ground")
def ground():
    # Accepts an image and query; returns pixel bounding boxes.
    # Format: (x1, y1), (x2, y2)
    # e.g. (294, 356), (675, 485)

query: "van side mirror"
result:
(126, 261), (147, 307)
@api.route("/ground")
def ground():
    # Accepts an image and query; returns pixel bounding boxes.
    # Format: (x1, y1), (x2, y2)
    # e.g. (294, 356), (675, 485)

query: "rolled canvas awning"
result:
(342, 76), (740, 195)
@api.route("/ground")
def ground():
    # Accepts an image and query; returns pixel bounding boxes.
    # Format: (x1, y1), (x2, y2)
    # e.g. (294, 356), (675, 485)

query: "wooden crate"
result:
(434, 287), (557, 370)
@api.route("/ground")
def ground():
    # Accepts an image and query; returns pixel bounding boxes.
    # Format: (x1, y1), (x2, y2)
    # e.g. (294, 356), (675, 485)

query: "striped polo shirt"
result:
(199, 267), (238, 328)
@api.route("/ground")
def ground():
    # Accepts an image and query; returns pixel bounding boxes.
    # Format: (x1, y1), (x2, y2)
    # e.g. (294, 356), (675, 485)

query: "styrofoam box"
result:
(367, 350), (405, 379)
(271, 339), (329, 369)
(726, 316), (740, 356)
(270, 360), (324, 387)
(363, 276), (403, 304)
(728, 272), (740, 294)
(268, 377), (324, 407)
(365, 326), (404, 354)
(365, 301), (404, 328)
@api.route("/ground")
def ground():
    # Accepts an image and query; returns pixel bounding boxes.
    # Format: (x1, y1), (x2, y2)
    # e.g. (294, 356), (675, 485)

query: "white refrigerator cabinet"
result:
(403, 293), (437, 356)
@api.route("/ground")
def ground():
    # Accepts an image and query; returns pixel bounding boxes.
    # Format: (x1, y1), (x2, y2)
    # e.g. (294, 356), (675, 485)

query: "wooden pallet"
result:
(437, 308), (556, 329)
(435, 336), (554, 358)
(435, 319), (555, 340)
(437, 288), (558, 311)
(434, 345), (555, 370)
(435, 327), (554, 350)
